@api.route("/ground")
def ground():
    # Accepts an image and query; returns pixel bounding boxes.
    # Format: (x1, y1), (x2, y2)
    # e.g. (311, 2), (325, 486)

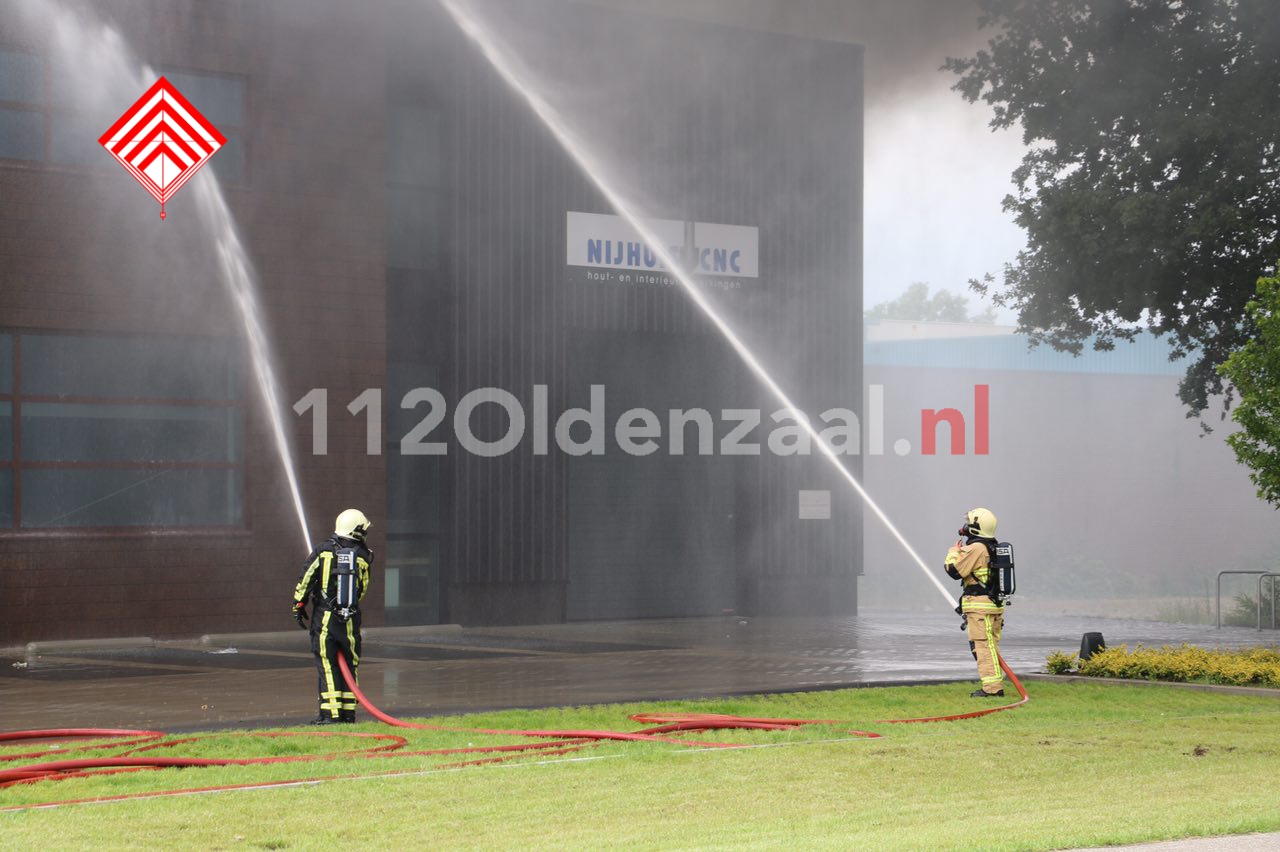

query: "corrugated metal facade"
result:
(392, 2), (863, 623)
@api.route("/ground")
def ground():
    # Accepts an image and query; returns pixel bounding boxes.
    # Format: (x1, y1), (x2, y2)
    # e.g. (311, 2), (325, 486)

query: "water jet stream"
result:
(438, 0), (955, 607)
(192, 177), (311, 551)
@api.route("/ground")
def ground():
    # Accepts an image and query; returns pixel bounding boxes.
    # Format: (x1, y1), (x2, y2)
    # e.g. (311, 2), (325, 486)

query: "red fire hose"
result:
(883, 655), (1030, 724)
(0, 651), (1028, 809)
(332, 653), (824, 747)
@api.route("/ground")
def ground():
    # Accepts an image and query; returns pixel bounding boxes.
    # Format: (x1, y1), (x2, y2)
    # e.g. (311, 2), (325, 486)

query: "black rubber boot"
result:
(339, 709), (356, 724)
(311, 714), (341, 725)
(970, 688), (1005, 698)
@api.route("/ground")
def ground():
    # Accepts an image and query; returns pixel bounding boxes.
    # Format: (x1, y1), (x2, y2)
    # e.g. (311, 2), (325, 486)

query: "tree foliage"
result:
(865, 281), (997, 323)
(946, 0), (1280, 415)
(1219, 272), (1280, 507)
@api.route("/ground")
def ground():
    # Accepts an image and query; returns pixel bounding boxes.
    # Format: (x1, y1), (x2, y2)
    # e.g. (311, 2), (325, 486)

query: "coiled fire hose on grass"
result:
(0, 653), (1027, 808)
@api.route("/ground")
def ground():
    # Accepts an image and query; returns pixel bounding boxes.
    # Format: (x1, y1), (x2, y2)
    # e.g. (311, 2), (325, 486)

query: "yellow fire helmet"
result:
(963, 507), (998, 540)
(334, 508), (372, 542)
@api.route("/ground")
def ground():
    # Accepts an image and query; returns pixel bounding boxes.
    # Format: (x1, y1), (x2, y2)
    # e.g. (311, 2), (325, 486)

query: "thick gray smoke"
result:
(589, 0), (985, 106)
(588, 0), (1024, 314)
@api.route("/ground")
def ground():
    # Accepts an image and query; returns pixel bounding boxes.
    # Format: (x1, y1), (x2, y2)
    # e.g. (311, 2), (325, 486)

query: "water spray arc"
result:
(192, 178), (311, 551)
(437, 0), (955, 607)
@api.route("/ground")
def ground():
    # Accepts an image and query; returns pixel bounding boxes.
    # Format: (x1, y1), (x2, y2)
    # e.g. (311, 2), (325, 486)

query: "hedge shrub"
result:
(1044, 644), (1280, 688)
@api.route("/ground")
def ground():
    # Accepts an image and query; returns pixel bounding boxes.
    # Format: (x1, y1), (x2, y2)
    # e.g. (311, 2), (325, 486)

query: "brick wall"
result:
(0, 0), (387, 644)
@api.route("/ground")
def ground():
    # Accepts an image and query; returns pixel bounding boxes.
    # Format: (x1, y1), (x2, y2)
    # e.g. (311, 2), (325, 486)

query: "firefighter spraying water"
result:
(944, 508), (1017, 697)
(292, 510), (375, 724)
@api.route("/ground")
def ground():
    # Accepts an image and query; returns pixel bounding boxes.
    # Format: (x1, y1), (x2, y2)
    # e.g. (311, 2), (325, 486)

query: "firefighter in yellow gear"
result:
(292, 509), (373, 724)
(944, 507), (1005, 697)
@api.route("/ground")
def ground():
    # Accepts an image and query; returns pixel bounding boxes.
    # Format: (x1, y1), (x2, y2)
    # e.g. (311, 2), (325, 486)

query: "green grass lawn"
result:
(3, 681), (1280, 850)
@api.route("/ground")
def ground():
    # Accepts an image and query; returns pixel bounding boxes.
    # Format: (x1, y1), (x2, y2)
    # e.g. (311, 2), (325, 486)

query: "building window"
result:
(0, 47), (44, 162)
(0, 332), (242, 531)
(0, 400), (11, 461)
(0, 47), (42, 103)
(0, 468), (11, 528)
(384, 102), (450, 622)
(0, 333), (11, 394)
(0, 335), (12, 529)
(0, 105), (43, 161)
(48, 110), (114, 168)
(158, 69), (248, 184)
(0, 45), (248, 183)
(386, 105), (445, 270)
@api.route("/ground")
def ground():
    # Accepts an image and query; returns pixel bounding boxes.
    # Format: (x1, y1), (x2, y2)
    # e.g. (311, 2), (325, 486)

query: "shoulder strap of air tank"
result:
(982, 540), (1001, 599)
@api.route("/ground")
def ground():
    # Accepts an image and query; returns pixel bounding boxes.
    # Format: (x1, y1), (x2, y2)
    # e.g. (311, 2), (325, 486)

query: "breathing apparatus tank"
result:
(331, 546), (360, 621)
(991, 541), (1016, 603)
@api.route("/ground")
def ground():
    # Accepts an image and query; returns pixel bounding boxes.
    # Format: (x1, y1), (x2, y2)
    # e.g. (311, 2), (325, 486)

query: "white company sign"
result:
(566, 211), (758, 280)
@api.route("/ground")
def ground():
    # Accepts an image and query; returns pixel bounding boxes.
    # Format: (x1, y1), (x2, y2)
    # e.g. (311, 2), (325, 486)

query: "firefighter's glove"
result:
(292, 601), (309, 629)
(944, 547), (962, 581)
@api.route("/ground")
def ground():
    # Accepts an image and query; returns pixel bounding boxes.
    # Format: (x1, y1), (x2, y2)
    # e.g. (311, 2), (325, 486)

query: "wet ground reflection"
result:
(3, 610), (1274, 731)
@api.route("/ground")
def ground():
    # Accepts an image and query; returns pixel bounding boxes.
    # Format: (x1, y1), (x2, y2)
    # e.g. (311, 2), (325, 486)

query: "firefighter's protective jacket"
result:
(294, 536), (372, 613)
(946, 541), (992, 591)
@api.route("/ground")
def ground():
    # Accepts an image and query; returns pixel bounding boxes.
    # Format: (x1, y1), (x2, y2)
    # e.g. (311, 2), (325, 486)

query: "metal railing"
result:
(1257, 573), (1279, 632)
(1216, 570), (1269, 629)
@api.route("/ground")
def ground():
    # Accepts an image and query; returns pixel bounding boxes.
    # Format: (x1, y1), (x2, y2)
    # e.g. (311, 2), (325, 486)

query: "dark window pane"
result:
(46, 49), (117, 109)
(0, 333), (10, 393)
(383, 536), (440, 625)
(386, 272), (450, 362)
(22, 403), (238, 463)
(387, 186), (439, 270)
(21, 335), (238, 399)
(22, 468), (240, 528)
(159, 71), (244, 127)
(386, 455), (441, 535)
(50, 111), (117, 167)
(386, 363), (440, 440)
(0, 49), (42, 103)
(0, 468), (11, 528)
(210, 131), (244, 183)
(0, 108), (44, 161)
(387, 107), (442, 188)
(0, 401), (10, 461)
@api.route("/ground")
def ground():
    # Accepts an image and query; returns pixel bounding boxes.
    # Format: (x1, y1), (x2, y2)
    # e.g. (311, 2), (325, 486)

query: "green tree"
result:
(946, 0), (1280, 416)
(1219, 272), (1280, 507)
(865, 281), (997, 323)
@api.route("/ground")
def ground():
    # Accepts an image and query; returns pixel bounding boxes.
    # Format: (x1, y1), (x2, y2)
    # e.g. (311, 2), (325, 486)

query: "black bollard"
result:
(1079, 632), (1106, 661)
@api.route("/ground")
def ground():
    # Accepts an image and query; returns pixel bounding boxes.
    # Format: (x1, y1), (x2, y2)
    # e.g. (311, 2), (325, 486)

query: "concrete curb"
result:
(1023, 673), (1280, 698)
(1, 625), (470, 657)
(363, 624), (465, 640)
(23, 636), (155, 656)
(199, 624), (463, 646)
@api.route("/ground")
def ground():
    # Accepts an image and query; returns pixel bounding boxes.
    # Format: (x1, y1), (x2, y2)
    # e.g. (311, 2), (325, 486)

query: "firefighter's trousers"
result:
(310, 608), (361, 719)
(962, 595), (1005, 694)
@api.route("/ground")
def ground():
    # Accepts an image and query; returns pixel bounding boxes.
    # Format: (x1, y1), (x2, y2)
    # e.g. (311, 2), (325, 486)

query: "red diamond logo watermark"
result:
(99, 76), (227, 220)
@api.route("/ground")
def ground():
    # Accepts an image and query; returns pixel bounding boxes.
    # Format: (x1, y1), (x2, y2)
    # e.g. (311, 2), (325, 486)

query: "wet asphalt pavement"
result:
(3, 609), (1274, 732)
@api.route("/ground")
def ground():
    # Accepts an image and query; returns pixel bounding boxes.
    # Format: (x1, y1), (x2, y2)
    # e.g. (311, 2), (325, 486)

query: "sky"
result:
(862, 68), (1026, 316)
(590, 0), (1028, 317)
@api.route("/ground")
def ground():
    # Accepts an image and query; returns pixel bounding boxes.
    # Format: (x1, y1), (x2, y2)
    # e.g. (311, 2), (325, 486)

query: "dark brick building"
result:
(0, 0), (863, 644)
